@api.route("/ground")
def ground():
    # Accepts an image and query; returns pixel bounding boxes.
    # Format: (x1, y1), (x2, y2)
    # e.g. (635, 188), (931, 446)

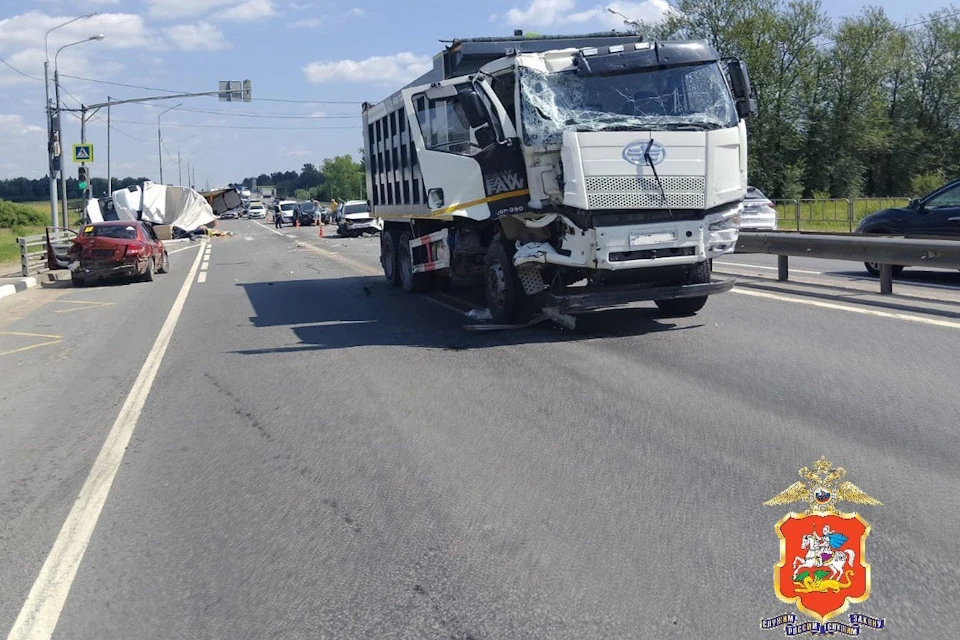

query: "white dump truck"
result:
(362, 33), (755, 326)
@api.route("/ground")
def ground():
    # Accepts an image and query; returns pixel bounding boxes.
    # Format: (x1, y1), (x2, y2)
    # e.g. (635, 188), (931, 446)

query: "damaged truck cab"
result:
(363, 34), (755, 326)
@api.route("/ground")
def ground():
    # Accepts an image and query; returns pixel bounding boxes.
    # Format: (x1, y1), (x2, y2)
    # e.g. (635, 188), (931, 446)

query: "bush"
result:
(911, 170), (944, 198)
(0, 200), (46, 228)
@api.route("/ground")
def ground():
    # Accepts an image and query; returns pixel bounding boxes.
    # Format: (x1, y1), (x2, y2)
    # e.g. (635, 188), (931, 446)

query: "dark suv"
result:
(294, 202), (318, 226)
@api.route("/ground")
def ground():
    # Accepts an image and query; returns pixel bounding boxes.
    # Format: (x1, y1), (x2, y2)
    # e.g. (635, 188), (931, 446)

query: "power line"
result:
(174, 106), (358, 119)
(110, 118), (360, 131)
(58, 72), (362, 104)
(815, 8), (960, 49)
(0, 56), (42, 82)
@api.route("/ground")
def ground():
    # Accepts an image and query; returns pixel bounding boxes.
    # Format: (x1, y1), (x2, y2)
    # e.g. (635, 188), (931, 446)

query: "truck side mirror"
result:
(725, 59), (757, 119)
(457, 86), (489, 129)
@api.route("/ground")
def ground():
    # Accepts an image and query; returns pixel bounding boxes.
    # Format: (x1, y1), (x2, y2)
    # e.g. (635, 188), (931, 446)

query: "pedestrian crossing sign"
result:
(72, 144), (93, 163)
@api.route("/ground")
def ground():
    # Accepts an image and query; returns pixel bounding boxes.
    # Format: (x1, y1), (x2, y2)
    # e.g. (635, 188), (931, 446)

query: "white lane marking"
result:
(255, 221), (285, 237)
(6, 241), (207, 640)
(719, 261), (822, 275)
(733, 288), (960, 330)
(197, 272), (207, 283)
(244, 236), (253, 241)
(285, 234), (297, 238)
(201, 261), (209, 271)
(167, 244), (202, 256)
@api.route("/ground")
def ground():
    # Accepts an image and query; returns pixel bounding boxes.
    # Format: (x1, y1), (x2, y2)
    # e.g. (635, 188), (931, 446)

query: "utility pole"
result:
(157, 103), (182, 184)
(55, 68), (68, 229)
(106, 95), (111, 196)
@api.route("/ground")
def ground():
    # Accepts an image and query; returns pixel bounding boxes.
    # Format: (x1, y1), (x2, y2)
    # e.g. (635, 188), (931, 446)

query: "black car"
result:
(294, 202), (318, 226)
(856, 179), (960, 275)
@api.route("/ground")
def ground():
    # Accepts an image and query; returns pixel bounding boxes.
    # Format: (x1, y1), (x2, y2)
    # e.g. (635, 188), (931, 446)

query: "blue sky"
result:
(0, 0), (947, 189)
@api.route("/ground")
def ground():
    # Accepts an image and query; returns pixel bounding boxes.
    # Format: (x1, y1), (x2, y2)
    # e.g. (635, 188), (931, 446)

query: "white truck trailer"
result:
(362, 33), (755, 326)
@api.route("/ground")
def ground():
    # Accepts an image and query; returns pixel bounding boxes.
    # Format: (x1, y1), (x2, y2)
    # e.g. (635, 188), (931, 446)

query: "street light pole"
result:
(44, 13), (97, 228)
(54, 35), (105, 228)
(156, 103), (181, 184)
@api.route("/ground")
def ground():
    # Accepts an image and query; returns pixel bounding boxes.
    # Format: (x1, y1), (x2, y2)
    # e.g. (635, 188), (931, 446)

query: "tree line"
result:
(657, 1), (960, 199)
(0, 153), (366, 204)
(235, 154), (366, 202)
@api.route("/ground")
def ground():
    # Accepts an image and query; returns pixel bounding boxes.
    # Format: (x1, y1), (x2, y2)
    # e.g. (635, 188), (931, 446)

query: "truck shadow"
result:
(234, 276), (700, 354)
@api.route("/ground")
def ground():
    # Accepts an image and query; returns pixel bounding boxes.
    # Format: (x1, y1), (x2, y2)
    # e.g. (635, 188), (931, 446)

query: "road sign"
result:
(73, 143), (93, 163)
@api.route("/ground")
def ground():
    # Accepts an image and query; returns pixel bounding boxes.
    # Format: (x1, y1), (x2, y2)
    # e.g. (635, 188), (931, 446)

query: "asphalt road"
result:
(1, 221), (958, 639)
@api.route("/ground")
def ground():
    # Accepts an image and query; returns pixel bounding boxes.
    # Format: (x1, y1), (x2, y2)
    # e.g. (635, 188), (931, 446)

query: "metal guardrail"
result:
(17, 228), (76, 277)
(735, 231), (960, 294)
(772, 198), (911, 232)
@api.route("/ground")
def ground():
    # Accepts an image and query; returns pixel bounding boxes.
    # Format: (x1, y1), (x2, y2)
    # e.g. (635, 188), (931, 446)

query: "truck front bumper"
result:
(536, 277), (735, 313)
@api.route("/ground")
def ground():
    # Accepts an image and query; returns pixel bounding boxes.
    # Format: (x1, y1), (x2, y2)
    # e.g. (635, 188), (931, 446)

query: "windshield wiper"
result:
(658, 122), (724, 131)
(644, 138), (673, 220)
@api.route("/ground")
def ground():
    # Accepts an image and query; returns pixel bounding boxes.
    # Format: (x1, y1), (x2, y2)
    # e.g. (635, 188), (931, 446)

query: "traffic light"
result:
(78, 166), (88, 190)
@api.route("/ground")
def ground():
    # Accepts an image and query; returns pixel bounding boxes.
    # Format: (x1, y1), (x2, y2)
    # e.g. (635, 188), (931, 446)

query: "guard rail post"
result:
(847, 199), (854, 232)
(879, 264), (893, 295)
(778, 255), (789, 281)
(794, 201), (801, 232)
(19, 237), (28, 277)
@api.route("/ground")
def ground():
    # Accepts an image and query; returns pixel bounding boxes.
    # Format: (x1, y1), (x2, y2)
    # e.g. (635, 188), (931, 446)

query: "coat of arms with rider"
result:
(763, 457), (885, 630)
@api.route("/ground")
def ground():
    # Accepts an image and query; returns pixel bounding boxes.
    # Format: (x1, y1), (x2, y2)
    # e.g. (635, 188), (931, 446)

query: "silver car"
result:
(740, 186), (778, 231)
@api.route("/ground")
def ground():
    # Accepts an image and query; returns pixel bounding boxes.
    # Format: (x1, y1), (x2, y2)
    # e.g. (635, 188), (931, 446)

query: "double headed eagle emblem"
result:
(765, 456), (881, 514)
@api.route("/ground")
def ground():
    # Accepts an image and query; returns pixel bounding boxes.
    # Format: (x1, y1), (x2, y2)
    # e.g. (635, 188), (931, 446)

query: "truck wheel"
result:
(381, 230), (400, 286)
(485, 237), (532, 324)
(655, 260), (709, 316)
(864, 262), (903, 277)
(398, 231), (430, 293)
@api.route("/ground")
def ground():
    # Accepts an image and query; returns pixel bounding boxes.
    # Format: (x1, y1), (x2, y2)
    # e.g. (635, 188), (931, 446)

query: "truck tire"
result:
(381, 229), (400, 286)
(655, 260), (709, 316)
(864, 262), (903, 277)
(398, 230), (430, 293)
(485, 236), (533, 324)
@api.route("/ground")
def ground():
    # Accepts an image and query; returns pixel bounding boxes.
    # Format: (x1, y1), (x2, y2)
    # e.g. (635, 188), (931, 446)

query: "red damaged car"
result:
(68, 221), (169, 286)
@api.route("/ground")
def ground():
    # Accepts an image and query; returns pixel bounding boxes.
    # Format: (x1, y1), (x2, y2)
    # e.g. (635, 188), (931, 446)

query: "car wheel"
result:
(140, 258), (155, 282)
(655, 260), (710, 316)
(398, 230), (430, 293)
(864, 262), (904, 277)
(485, 235), (533, 324)
(157, 251), (170, 274)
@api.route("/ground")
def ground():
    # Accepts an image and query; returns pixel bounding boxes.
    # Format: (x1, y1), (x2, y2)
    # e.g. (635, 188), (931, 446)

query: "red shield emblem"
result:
(774, 512), (871, 621)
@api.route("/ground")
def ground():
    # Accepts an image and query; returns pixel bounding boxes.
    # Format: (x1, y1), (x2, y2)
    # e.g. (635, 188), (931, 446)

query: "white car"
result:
(247, 201), (266, 218)
(276, 200), (298, 223)
(740, 186), (778, 231)
(337, 200), (382, 237)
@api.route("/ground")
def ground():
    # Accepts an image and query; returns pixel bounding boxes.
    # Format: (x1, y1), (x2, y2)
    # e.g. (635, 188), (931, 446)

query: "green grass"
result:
(774, 198), (909, 232)
(0, 201), (83, 274)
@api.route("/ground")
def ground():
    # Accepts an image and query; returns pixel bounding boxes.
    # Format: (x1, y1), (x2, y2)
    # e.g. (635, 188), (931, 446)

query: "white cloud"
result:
(88, 0), (122, 5)
(345, 8), (366, 17)
(303, 52), (431, 84)
(147, 0), (242, 19)
(282, 147), (311, 157)
(0, 12), (154, 52)
(0, 114), (44, 136)
(216, 0), (276, 22)
(291, 7), (368, 28)
(499, 0), (672, 30)
(309, 110), (326, 117)
(164, 23), (230, 51)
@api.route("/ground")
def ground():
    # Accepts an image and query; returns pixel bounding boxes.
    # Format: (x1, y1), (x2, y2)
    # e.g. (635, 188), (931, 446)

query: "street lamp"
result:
(44, 13), (98, 228)
(177, 135), (197, 186)
(157, 104), (181, 184)
(54, 34), (105, 229)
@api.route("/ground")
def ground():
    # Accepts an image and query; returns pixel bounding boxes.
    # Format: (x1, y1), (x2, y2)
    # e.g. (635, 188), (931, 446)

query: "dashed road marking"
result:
(197, 272), (207, 283)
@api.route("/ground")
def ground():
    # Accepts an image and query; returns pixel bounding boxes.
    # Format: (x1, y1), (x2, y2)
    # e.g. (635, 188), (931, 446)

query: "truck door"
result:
(404, 81), (530, 221)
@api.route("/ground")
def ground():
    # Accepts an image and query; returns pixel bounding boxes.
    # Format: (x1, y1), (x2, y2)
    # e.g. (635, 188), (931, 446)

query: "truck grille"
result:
(585, 176), (705, 209)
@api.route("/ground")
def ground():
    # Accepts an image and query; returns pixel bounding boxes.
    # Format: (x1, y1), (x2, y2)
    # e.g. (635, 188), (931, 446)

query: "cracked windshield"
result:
(0, 0), (957, 638)
(520, 61), (738, 145)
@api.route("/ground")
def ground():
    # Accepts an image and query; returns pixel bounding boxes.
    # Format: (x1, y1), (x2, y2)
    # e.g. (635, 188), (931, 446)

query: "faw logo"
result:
(485, 171), (526, 196)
